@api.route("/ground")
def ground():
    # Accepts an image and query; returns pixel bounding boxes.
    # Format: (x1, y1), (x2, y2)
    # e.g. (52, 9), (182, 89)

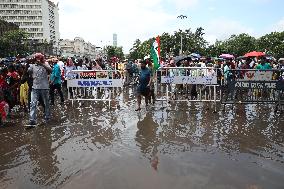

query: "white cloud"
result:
(273, 18), (284, 32)
(58, 0), (279, 54)
(168, 0), (199, 10)
(58, 0), (182, 53)
(208, 6), (216, 11)
(204, 18), (254, 44)
(260, 17), (284, 37)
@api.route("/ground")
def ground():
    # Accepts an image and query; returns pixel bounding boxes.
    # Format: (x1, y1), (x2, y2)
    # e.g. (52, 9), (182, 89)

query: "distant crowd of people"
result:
(0, 53), (283, 125)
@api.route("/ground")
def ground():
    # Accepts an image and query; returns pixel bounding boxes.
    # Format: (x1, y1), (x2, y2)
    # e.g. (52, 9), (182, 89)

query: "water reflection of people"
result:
(135, 112), (160, 171)
(28, 127), (59, 186)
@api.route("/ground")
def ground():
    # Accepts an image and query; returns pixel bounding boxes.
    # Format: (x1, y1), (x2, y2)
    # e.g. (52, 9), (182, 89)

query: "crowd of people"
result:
(0, 54), (117, 126)
(0, 53), (283, 125)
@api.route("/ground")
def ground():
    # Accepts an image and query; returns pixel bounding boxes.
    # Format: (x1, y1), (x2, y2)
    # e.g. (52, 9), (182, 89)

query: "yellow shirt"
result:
(20, 82), (29, 105)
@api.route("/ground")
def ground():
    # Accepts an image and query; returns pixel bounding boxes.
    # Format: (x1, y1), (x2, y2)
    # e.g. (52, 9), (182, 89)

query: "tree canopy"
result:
(128, 28), (284, 60)
(0, 29), (29, 57)
(105, 45), (124, 60)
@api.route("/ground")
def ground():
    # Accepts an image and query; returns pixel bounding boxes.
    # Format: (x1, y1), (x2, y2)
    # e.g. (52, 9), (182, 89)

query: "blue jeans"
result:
(30, 89), (50, 123)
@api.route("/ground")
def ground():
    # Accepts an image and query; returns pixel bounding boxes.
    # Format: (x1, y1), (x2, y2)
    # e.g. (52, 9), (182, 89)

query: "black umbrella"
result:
(174, 55), (192, 66)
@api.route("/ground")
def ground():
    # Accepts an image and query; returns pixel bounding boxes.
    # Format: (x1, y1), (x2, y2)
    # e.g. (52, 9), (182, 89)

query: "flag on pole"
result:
(151, 36), (160, 70)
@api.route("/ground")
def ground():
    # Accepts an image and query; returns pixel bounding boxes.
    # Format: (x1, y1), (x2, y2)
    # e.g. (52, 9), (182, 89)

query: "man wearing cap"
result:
(28, 53), (52, 126)
(135, 60), (152, 111)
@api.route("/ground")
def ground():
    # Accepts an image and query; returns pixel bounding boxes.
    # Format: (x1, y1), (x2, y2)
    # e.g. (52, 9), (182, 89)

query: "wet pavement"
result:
(0, 88), (284, 189)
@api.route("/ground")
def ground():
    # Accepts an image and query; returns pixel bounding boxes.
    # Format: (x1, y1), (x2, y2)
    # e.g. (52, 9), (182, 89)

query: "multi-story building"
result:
(59, 39), (74, 57)
(113, 33), (117, 47)
(60, 37), (97, 58)
(0, 0), (60, 52)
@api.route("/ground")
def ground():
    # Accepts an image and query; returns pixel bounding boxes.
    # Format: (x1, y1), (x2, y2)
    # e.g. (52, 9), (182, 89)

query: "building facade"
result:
(113, 33), (117, 47)
(0, 0), (60, 52)
(60, 37), (97, 58)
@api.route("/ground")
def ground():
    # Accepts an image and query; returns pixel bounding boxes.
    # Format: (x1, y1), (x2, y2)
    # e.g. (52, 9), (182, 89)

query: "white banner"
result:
(67, 79), (123, 88)
(238, 71), (273, 81)
(161, 76), (218, 85)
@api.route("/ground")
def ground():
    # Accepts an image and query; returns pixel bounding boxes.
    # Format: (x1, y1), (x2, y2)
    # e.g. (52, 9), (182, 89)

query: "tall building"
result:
(0, 0), (60, 52)
(113, 33), (117, 47)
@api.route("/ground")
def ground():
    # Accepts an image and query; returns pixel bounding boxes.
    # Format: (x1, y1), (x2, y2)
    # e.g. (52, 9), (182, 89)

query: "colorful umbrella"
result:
(244, 51), (265, 57)
(219, 54), (234, 59)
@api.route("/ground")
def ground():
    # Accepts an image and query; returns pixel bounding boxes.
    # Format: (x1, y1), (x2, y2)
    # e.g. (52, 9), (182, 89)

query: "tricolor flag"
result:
(151, 36), (161, 70)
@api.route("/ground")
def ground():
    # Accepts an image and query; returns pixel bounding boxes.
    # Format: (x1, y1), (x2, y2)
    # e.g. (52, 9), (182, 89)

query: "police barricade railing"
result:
(155, 67), (220, 111)
(66, 70), (123, 107)
(222, 69), (284, 108)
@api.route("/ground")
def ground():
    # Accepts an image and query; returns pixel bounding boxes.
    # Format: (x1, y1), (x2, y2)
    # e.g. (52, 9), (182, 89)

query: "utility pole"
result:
(177, 15), (187, 56)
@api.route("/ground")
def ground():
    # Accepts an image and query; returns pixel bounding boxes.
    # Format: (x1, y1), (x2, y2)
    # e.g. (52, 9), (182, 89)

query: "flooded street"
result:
(0, 88), (284, 189)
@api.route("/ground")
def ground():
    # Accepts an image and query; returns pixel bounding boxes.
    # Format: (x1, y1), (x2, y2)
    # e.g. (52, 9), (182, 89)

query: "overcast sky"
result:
(53, 0), (284, 53)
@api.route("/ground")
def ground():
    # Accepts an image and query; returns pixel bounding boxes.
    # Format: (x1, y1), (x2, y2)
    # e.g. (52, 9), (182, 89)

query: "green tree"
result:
(129, 39), (142, 60)
(128, 27), (208, 59)
(257, 31), (284, 59)
(160, 32), (174, 57)
(105, 45), (124, 60)
(223, 33), (256, 56)
(128, 27), (284, 59)
(190, 27), (208, 55)
(139, 38), (153, 59)
(205, 34), (256, 57)
(205, 42), (222, 57)
(0, 29), (29, 57)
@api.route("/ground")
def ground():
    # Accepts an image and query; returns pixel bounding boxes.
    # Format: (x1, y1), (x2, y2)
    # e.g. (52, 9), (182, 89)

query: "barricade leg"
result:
(214, 85), (217, 113)
(109, 88), (111, 108)
(166, 84), (169, 106)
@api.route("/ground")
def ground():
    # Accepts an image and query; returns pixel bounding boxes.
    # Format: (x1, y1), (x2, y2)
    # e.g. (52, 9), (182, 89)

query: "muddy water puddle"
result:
(0, 97), (284, 189)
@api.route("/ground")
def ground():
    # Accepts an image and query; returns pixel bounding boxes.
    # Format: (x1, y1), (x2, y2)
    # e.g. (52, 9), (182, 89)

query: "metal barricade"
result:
(155, 67), (221, 111)
(221, 69), (284, 111)
(67, 70), (123, 107)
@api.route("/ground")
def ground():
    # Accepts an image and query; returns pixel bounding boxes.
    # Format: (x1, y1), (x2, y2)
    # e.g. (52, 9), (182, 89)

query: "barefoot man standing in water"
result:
(135, 60), (152, 111)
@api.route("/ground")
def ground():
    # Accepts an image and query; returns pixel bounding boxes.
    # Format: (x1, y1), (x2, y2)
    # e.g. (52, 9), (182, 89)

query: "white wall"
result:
(41, 0), (50, 42)
(54, 4), (60, 49)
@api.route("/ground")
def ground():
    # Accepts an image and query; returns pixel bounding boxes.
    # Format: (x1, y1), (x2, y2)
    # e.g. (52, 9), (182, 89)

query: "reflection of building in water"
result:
(135, 112), (160, 170)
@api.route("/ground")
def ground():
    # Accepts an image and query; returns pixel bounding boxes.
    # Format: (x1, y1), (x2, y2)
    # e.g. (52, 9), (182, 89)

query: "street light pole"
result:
(177, 15), (187, 56)
(181, 33), (183, 56)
